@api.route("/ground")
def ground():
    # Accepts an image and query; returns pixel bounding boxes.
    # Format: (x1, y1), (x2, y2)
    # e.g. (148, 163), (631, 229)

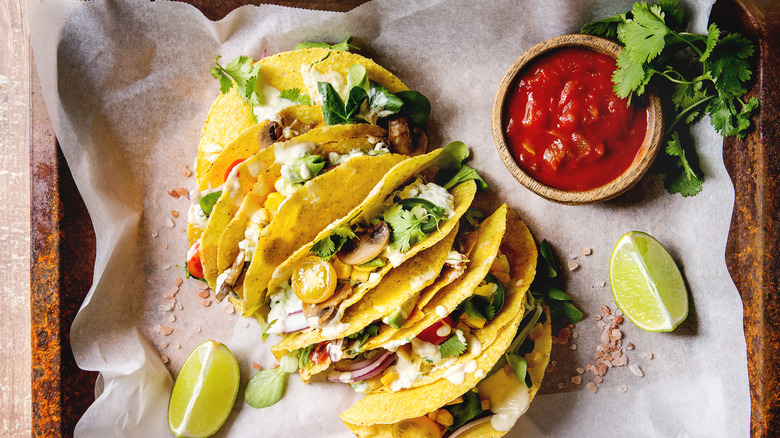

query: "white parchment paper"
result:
(28, 0), (750, 436)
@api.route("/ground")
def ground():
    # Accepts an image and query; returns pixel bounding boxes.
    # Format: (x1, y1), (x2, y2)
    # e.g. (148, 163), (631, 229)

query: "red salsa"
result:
(503, 48), (648, 191)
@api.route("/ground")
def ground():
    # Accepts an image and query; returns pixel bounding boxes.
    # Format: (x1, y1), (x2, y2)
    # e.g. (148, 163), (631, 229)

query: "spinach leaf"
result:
(444, 390), (483, 431)
(199, 191), (222, 217)
(318, 82), (350, 125)
(396, 90), (431, 125)
(245, 367), (287, 409)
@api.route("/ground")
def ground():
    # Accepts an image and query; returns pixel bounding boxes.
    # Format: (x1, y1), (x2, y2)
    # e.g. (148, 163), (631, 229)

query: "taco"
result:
(337, 208), (551, 438)
(252, 147), (479, 341)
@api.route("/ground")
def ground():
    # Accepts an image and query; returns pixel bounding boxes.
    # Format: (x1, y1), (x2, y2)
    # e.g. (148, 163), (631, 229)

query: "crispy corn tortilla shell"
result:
(339, 293), (528, 427)
(340, 309), (551, 432)
(371, 206), (537, 392)
(260, 148), (457, 302)
(271, 224), (459, 359)
(195, 87), (256, 184)
(254, 179), (476, 323)
(195, 47), (408, 184)
(202, 132), (395, 290)
(361, 204), (509, 351)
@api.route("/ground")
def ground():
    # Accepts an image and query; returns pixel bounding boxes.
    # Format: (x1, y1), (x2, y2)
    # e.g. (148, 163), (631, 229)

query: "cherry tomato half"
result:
(391, 416), (442, 438)
(224, 159), (245, 182)
(416, 316), (455, 346)
(292, 256), (337, 304)
(187, 241), (204, 279)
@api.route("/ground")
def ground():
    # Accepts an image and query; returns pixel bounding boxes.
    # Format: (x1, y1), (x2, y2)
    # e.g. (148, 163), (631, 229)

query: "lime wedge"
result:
(168, 340), (240, 438)
(609, 231), (688, 332)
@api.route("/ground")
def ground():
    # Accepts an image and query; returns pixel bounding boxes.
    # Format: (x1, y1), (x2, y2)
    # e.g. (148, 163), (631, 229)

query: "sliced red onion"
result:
(327, 339), (344, 363)
(448, 416), (494, 438)
(282, 310), (309, 333)
(326, 350), (395, 383)
(334, 349), (392, 372)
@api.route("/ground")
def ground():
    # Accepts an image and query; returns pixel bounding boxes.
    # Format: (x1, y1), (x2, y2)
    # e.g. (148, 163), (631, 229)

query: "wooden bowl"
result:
(492, 34), (664, 205)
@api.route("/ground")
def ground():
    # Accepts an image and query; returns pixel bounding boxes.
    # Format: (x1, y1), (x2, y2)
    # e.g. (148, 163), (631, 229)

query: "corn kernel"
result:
(481, 399), (490, 410)
(381, 368), (399, 387)
(427, 410), (438, 421)
(365, 376), (383, 391)
(436, 410), (454, 427)
(528, 323), (544, 341)
(350, 269), (370, 284)
(460, 313), (486, 329)
(525, 351), (543, 368)
(264, 192), (285, 212)
(396, 344), (413, 361)
(474, 282), (498, 298)
(254, 207), (270, 224)
(492, 272), (511, 284)
(446, 397), (463, 406)
(352, 263), (376, 273)
(332, 257), (352, 280)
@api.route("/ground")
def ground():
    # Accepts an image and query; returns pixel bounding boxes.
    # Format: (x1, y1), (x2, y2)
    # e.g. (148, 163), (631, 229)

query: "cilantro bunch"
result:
(582, 0), (758, 196)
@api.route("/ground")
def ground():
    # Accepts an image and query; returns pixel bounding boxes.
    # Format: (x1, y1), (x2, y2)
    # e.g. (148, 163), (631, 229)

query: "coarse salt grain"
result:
(629, 365), (644, 377)
(175, 343), (181, 349)
(160, 355), (170, 364)
(572, 376), (582, 385)
(182, 166), (192, 178)
(162, 342), (169, 348)
(222, 305), (235, 314)
(576, 367), (584, 374)
(195, 326), (201, 333)
(568, 261), (580, 271)
(617, 385), (628, 393)
(175, 187), (189, 196)
(613, 355), (628, 367)
(160, 326), (173, 336)
(166, 218), (175, 228)
(171, 210), (179, 218)
(581, 247), (592, 256)
(167, 189), (180, 198)
(177, 303), (183, 310)
(587, 382), (598, 393)
(600, 305), (611, 316)
(198, 290), (211, 299)
(252, 362), (262, 370)
(168, 315), (176, 323)
(158, 303), (175, 312)
(611, 328), (623, 340)
(175, 277), (183, 287)
(570, 344), (577, 350)
(626, 343), (635, 350)
(152, 230), (159, 238)
(243, 322), (250, 328)
(163, 265), (171, 270)
(163, 242), (169, 250)
(614, 315), (624, 324)
(594, 376), (603, 383)
(646, 353), (654, 360)
(572, 332), (579, 339)
(200, 299), (211, 307)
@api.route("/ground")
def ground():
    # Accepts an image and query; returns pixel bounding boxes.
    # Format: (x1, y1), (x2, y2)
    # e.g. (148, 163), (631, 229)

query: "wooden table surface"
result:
(1, 0), (32, 437)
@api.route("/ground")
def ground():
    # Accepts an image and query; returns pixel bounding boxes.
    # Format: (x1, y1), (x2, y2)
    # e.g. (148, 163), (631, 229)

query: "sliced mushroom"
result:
(258, 121), (283, 149)
(388, 117), (414, 155)
(303, 284), (353, 326)
(337, 221), (391, 266)
(287, 119), (314, 137)
(411, 127), (428, 156)
(215, 249), (246, 302)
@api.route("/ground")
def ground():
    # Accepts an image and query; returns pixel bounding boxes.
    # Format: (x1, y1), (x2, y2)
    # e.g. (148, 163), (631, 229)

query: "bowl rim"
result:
(491, 34), (664, 205)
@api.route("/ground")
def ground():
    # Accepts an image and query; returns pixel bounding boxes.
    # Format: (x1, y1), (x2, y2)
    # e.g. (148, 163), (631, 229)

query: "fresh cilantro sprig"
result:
(210, 55), (262, 106)
(295, 37), (359, 52)
(345, 323), (380, 354)
(439, 333), (467, 359)
(383, 201), (445, 253)
(582, 0), (758, 197)
(310, 226), (357, 260)
(279, 88), (312, 106)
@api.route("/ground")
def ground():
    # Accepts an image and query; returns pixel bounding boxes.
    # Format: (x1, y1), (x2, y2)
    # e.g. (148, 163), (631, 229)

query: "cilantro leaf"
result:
(612, 52), (652, 99)
(383, 203), (428, 253)
(210, 55), (261, 106)
(297, 344), (315, 369)
(439, 334), (467, 359)
(701, 23), (719, 62)
(708, 33), (754, 99)
(311, 226), (357, 260)
(346, 323), (380, 353)
(664, 132), (703, 197)
(657, 0), (684, 30)
(623, 2), (670, 65)
(279, 88), (312, 106)
(581, 13), (627, 39)
(295, 37), (359, 52)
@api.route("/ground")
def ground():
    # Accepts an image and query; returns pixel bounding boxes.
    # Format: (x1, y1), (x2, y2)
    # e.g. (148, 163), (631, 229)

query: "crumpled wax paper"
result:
(27, 0), (749, 436)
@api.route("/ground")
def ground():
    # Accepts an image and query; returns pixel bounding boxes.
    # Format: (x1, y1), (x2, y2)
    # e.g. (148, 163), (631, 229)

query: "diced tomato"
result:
(416, 316), (455, 345)
(187, 241), (204, 279)
(310, 341), (330, 365)
(224, 159), (245, 182)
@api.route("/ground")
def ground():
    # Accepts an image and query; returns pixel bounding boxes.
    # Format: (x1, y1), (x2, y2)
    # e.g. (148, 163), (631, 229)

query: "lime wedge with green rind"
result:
(168, 340), (240, 438)
(609, 231), (688, 332)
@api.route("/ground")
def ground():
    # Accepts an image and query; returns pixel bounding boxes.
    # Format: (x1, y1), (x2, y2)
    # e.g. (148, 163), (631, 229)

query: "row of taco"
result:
(185, 44), (552, 437)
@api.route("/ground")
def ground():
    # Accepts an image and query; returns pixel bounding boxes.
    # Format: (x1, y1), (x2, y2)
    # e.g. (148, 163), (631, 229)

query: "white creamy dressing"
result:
(225, 167), (243, 203)
(435, 305), (448, 318)
(326, 342), (343, 363)
(478, 369), (532, 432)
(275, 141), (317, 165)
(301, 64), (349, 105)
(469, 336), (482, 356)
(265, 282), (304, 335)
(274, 176), (302, 198)
(389, 354), (422, 392)
(411, 338), (441, 364)
(252, 80), (296, 123)
(436, 325), (452, 338)
(319, 307), (350, 338)
(202, 142), (223, 164)
(442, 360), (478, 385)
(215, 271), (229, 296)
(396, 180), (456, 219)
(187, 185), (224, 229)
(246, 159), (266, 178)
(383, 245), (405, 267)
(368, 272), (381, 284)
(380, 337), (411, 352)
